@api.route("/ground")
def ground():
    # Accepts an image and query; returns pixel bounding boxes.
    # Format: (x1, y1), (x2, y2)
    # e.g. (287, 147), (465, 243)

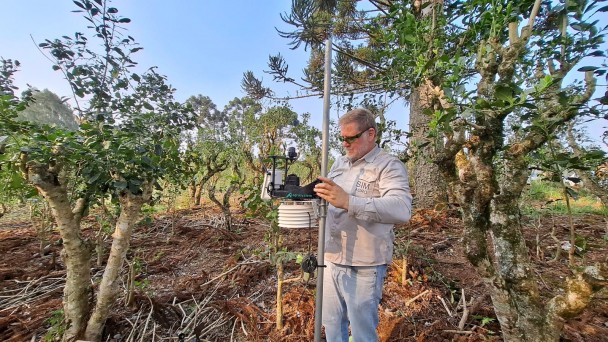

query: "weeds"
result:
(472, 314), (495, 328)
(522, 181), (607, 216)
(43, 309), (66, 342)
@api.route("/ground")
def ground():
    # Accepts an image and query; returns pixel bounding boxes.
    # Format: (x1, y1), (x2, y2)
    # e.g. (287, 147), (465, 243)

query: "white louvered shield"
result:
(278, 200), (319, 229)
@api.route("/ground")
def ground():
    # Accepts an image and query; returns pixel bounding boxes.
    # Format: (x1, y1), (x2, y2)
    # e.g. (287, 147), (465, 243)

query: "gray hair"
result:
(339, 108), (378, 132)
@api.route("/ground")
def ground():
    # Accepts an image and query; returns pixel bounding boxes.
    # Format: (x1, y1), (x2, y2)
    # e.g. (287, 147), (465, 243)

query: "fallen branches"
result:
(444, 329), (473, 334)
(437, 295), (453, 317)
(0, 274), (65, 314)
(123, 284), (231, 341)
(405, 289), (431, 307)
(457, 289), (469, 330)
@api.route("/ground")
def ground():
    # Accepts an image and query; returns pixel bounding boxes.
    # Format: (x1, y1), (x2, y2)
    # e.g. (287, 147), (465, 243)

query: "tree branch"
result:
(523, 0), (543, 40)
(332, 44), (386, 73)
(72, 198), (88, 225)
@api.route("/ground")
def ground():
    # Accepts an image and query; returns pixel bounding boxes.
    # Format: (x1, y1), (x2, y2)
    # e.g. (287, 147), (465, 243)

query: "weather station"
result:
(262, 35), (333, 342)
(261, 146), (323, 274)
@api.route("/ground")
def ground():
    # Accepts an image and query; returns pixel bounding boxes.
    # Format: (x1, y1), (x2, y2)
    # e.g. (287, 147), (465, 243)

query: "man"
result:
(314, 108), (412, 342)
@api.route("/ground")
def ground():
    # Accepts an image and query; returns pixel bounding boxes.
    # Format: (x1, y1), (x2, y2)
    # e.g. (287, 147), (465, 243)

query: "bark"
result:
(207, 183), (233, 230)
(577, 172), (608, 206)
(450, 143), (563, 341)
(548, 264), (608, 318)
(432, 0), (604, 339)
(409, 86), (449, 209)
(84, 182), (152, 341)
(451, 121), (606, 341)
(188, 179), (196, 202)
(490, 188), (559, 341)
(408, 0), (449, 210)
(26, 163), (91, 341)
(223, 184), (236, 230)
(0, 203), (7, 218)
(194, 180), (203, 205)
(195, 158), (229, 206)
(490, 188), (608, 341)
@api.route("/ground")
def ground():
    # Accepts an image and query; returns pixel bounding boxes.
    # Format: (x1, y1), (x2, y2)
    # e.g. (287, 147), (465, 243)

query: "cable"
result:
(301, 211), (318, 274)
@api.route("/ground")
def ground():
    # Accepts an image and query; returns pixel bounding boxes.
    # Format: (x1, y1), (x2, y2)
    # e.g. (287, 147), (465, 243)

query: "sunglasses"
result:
(338, 128), (370, 144)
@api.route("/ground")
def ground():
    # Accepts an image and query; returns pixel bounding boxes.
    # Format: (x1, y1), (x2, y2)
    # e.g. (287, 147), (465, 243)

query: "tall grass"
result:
(521, 180), (608, 216)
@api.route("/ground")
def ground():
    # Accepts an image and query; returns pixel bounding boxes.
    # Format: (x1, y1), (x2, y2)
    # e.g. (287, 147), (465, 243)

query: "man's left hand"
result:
(314, 176), (349, 209)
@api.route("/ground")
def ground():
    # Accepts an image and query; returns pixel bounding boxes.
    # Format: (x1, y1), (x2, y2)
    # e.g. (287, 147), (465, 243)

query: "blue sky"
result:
(1, 1), (606, 146)
(1, 0), (403, 130)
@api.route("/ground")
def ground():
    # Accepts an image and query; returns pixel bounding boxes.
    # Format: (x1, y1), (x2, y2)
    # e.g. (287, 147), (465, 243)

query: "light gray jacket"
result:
(325, 146), (412, 266)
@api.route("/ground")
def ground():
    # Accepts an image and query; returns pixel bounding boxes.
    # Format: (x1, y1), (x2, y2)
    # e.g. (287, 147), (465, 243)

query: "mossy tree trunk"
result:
(409, 85), (449, 209)
(446, 147), (607, 341)
(433, 3), (608, 339)
(25, 162), (90, 341)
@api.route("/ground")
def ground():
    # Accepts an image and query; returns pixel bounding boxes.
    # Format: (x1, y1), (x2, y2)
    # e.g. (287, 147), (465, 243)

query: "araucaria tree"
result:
(244, 0), (450, 209)
(377, 0), (608, 340)
(0, 1), (195, 341)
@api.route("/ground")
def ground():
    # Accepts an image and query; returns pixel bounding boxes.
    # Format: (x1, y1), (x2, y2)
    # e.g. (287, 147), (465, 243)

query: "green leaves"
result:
(142, 102), (154, 110)
(495, 84), (515, 104)
(396, 12), (417, 44)
(0, 1), (199, 207)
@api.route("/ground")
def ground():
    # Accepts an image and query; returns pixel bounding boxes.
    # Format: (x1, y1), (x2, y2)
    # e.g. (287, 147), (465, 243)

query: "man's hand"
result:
(314, 176), (349, 209)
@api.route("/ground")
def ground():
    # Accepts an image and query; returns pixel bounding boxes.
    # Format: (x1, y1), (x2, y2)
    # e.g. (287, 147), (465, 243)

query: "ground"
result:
(0, 204), (607, 341)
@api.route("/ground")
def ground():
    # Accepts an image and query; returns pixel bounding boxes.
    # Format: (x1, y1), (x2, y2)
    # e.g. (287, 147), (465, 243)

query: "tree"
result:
(1, 2), (196, 340)
(291, 112), (323, 182)
(399, 0), (451, 208)
(374, 0), (608, 340)
(186, 94), (226, 139)
(0, 59), (37, 210)
(184, 95), (230, 205)
(244, 0), (448, 208)
(222, 96), (264, 173)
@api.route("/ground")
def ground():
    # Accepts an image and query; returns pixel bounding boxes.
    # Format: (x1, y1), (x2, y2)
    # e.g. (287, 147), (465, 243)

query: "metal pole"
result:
(314, 36), (332, 342)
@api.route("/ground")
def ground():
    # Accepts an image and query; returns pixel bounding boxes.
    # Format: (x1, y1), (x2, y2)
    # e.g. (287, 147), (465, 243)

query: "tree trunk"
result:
(409, 87), (448, 209)
(455, 174), (562, 340)
(188, 179), (197, 204)
(222, 187), (235, 231)
(452, 148), (606, 341)
(578, 171), (608, 206)
(84, 183), (152, 341)
(194, 180), (204, 206)
(0, 203), (7, 218)
(488, 194), (562, 341)
(27, 165), (91, 341)
(454, 133), (560, 340)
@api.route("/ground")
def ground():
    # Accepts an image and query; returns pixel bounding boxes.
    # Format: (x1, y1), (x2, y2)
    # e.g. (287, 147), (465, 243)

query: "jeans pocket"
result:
(354, 266), (385, 301)
(354, 266), (377, 278)
(360, 265), (388, 301)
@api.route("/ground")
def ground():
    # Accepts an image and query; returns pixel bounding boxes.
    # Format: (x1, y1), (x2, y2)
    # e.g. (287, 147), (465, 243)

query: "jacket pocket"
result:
(355, 172), (377, 197)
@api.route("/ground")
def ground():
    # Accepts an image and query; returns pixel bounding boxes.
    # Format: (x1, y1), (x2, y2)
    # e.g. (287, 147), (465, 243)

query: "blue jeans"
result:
(322, 262), (388, 342)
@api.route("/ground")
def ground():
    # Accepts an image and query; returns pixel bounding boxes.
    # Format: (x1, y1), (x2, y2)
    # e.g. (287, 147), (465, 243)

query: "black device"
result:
(264, 147), (320, 200)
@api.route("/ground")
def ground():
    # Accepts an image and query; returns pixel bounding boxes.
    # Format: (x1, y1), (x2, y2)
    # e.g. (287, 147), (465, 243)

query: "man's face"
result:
(340, 122), (375, 161)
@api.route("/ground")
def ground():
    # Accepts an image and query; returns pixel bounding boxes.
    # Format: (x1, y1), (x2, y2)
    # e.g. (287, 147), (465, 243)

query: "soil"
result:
(0, 204), (607, 341)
